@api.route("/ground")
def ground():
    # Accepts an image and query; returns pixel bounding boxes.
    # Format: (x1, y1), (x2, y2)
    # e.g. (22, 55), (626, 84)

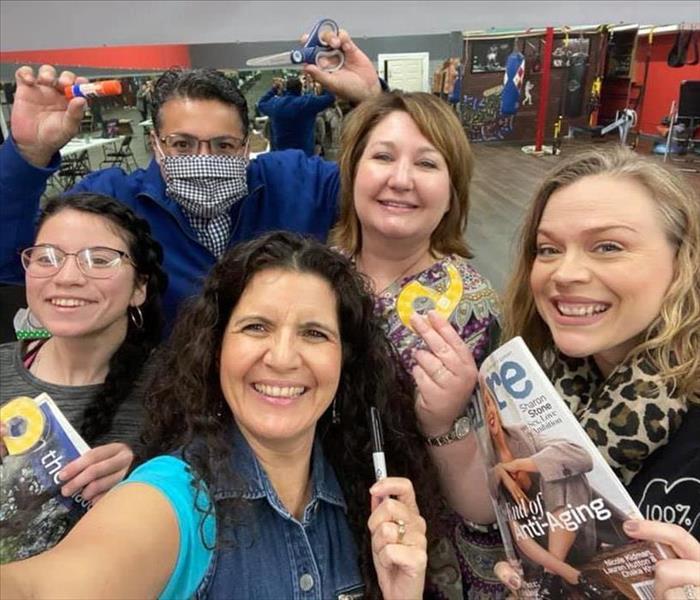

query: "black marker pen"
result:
(370, 407), (387, 481)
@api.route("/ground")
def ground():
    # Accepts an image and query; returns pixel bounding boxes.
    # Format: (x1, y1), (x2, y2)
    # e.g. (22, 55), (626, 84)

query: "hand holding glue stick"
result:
(12, 65), (124, 168)
(64, 80), (122, 100)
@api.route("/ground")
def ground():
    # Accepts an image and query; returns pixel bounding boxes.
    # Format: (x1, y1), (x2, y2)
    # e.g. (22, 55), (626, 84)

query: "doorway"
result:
(377, 52), (430, 92)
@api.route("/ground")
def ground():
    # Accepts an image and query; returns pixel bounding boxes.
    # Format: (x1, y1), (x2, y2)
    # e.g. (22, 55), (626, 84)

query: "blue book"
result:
(0, 393), (91, 563)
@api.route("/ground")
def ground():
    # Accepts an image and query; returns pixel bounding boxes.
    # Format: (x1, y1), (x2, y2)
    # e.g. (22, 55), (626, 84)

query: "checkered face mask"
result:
(160, 154), (249, 218)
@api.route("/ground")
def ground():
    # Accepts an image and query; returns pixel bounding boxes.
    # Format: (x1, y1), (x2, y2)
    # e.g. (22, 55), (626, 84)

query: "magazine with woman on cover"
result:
(472, 337), (670, 600)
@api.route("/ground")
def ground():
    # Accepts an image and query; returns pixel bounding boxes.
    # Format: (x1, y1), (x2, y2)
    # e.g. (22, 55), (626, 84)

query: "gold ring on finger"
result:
(396, 519), (407, 544)
(432, 366), (447, 379)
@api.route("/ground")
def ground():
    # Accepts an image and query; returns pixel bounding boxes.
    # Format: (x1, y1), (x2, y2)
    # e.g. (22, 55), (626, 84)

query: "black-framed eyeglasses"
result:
(159, 133), (246, 156)
(21, 245), (134, 279)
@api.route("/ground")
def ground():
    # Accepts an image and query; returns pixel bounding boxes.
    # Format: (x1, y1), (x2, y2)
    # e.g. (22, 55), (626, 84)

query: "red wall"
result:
(635, 34), (700, 134)
(0, 45), (191, 70)
(600, 33), (700, 135)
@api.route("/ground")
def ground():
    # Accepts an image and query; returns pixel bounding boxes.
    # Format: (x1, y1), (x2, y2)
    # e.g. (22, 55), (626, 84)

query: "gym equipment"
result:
(668, 27), (698, 68)
(598, 108), (638, 145)
(501, 50), (526, 115)
(564, 52), (588, 118)
(588, 26), (609, 128)
(664, 81), (700, 171)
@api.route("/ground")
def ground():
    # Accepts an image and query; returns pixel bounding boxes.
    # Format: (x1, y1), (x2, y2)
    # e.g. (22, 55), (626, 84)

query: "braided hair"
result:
(37, 193), (168, 445)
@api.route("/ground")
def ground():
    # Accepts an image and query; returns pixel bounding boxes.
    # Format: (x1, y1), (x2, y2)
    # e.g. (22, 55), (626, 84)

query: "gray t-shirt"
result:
(0, 340), (147, 563)
(0, 341), (144, 448)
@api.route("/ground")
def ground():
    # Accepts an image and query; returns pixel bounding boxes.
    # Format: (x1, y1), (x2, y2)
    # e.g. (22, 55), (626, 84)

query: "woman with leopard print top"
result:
(499, 147), (700, 598)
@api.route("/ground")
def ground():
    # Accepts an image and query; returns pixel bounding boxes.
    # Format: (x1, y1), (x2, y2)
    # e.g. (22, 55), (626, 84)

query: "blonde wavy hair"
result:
(503, 146), (700, 400)
(329, 91), (473, 258)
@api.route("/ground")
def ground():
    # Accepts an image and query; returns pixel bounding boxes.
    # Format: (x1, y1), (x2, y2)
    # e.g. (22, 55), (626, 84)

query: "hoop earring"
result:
(129, 306), (144, 329)
(332, 396), (341, 425)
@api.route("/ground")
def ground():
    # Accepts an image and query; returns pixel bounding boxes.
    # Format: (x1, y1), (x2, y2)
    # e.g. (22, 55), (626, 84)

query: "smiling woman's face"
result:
(529, 174), (676, 373)
(219, 268), (342, 449)
(25, 209), (145, 341)
(482, 386), (502, 438)
(352, 110), (451, 248)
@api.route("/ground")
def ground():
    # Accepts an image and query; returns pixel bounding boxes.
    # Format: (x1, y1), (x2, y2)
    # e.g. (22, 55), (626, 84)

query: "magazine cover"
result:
(472, 337), (669, 600)
(0, 393), (91, 564)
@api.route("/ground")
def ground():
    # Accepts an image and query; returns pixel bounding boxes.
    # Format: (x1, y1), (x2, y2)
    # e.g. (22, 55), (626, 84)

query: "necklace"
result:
(27, 338), (50, 377)
(355, 252), (432, 295)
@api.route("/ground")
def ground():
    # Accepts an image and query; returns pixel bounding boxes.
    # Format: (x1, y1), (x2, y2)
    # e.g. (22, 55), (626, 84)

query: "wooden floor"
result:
(465, 140), (700, 295)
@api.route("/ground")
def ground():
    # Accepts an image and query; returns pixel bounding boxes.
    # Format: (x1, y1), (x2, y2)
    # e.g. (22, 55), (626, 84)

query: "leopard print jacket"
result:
(546, 353), (687, 485)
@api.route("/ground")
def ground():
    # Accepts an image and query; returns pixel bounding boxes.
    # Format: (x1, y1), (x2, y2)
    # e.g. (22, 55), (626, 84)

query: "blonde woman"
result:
(498, 147), (699, 597)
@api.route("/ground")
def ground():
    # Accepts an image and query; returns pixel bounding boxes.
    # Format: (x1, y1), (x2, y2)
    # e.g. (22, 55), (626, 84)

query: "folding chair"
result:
(79, 114), (94, 135)
(57, 150), (91, 190)
(100, 136), (138, 172)
(100, 118), (121, 159)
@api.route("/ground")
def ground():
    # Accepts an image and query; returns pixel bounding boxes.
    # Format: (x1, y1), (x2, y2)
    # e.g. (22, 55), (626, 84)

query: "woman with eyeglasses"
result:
(1, 231), (435, 600)
(0, 192), (167, 563)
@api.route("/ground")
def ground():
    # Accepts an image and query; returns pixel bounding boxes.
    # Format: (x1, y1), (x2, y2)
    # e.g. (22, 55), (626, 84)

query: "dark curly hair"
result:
(37, 193), (168, 445)
(152, 67), (249, 138)
(142, 231), (441, 597)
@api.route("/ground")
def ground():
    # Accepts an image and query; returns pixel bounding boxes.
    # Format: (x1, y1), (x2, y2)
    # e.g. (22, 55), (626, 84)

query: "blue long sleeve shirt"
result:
(0, 137), (340, 330)
(257, 89), (335, 156)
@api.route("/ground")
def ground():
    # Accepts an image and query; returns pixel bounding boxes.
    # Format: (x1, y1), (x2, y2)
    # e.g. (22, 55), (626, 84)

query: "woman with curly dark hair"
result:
(0, 231), (442, 599)
(0, 192), (167, 562)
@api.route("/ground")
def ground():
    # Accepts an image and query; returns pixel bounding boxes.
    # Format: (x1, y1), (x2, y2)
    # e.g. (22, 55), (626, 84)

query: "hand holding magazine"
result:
(472, 337), (670, 600)
(0, 393), (91, 564)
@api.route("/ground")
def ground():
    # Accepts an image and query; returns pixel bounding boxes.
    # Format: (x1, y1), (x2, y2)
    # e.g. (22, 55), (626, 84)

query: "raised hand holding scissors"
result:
(248, 19), (381, 105)
(247, 18), (345, 72)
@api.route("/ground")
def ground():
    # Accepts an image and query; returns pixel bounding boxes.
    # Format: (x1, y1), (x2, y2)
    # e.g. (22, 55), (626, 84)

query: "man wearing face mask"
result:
(0, 30), (381, 330)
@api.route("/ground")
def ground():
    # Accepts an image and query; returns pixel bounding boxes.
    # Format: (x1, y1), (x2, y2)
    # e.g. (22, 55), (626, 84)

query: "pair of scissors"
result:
(246, 18), (345, 72)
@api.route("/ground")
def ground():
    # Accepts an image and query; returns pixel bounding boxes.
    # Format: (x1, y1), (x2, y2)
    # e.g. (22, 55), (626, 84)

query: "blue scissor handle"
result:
(305, 18), (338, 49)
(291, 18), (345, 72)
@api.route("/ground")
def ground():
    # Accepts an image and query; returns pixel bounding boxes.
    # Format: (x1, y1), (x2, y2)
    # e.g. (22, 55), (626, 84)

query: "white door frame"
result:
(377, 52), (430, 92)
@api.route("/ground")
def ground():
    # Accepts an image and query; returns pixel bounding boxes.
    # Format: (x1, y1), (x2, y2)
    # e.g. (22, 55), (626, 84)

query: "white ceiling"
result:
(2, 1), (699, 51)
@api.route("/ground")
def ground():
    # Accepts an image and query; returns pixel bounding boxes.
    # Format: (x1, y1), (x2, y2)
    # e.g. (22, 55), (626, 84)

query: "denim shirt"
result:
(196, 428), (364, 600)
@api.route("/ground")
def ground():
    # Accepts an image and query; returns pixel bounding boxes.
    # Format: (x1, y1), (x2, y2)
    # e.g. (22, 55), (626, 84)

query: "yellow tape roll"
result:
(0, 396), (46, 455)
(396, 264), (463, 331)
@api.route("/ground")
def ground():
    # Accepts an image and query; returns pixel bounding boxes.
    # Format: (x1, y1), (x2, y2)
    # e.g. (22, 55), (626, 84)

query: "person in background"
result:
(314, 99), (345, 160)
(0, 231), (439, 599)
(89, 94), (104, 132)
(135, 81), (150, 122)
(257, 75), (335, 156)
(0, 27), (382, 331)
(495, 147), (700, 597)
(331, 90), (504, 598)
(0, 191), (167, 562)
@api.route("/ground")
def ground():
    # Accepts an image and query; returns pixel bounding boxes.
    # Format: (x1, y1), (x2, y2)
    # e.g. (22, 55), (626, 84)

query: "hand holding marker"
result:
(370, 406), (387, 481)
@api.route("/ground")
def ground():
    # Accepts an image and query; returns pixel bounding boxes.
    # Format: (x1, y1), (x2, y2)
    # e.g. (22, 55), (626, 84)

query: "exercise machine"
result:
(598, 108), (638, 145)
